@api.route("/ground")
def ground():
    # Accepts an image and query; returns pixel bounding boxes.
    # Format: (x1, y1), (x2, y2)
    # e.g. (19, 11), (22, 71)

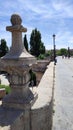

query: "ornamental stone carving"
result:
(11, 14), (22, 25)
(0, 14), (37, 109)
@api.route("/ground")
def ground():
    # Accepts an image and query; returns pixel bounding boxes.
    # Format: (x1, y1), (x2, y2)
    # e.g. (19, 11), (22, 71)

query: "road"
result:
(52, 57), (73, 130)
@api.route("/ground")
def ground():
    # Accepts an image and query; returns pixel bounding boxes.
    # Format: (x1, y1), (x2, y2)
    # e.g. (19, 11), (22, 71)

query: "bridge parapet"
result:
(31, 62), (54, 130)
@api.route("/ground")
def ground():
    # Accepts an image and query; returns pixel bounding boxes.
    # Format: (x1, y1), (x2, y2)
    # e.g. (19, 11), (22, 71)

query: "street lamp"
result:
(52, 34), (56, 64)
(68, 46), (70, 58)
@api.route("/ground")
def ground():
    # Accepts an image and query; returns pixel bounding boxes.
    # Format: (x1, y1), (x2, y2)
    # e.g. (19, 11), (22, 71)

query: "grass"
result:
(0, 84), (11, 94)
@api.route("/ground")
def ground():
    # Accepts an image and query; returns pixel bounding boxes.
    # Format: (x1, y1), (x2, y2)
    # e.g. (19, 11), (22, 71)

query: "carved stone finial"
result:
(11, 14), (22, 26)
(1, 13), (37, 110)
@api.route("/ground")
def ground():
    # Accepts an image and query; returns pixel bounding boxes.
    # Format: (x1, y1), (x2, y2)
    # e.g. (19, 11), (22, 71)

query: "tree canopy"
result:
(23, 34), (28, 51)
(29, 28), (45, 57)
(0, 39), (9, 57)
(59, 48), (67, 56)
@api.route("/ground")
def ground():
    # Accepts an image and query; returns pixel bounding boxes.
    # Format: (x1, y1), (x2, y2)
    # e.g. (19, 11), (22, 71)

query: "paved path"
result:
(52, 57), (73, 130)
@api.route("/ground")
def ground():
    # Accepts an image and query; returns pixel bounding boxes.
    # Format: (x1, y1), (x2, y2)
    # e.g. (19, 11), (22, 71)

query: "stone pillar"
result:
(1, 14), (37, 110)
(6, 14), (26, 55)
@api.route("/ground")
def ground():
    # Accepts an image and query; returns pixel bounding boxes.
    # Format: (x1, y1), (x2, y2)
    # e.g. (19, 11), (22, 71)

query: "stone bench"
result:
(0, 88), (6, 99)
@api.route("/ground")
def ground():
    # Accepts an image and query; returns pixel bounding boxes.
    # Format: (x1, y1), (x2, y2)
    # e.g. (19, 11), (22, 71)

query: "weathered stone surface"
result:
(32, 60), (50, 85)
(0, 13), (54, 130)
(31, 62), (54, 130)
(0, 62), (54, 130)
(11, 14), (22, 25)
(0, 14), (37, 109)
(0, 106), (25, 130)
(3, 14), (35, 61)
(0, 88), (6, 99)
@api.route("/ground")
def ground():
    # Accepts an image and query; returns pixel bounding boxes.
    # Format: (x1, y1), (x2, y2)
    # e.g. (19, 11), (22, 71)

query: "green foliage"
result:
(56, 50), (61, 56)
(37, 54), (45, 60)
(30, 28), (41, 57)
(58, 48), (67, 56)
(40, 42), (45, 54)
(30, 28), (45, 57)
(0, 39), (9, 57)
(45, 50), (52, 57)
(23, 34), (28, 51)
(0, 84), (11, 94)
(29, 69), (36, 86)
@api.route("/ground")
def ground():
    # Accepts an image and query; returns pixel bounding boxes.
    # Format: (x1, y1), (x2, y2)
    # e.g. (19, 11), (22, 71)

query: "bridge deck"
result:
(52, 57), (73, 130)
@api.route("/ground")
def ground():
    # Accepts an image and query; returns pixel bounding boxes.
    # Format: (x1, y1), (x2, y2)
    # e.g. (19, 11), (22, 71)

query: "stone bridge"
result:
(52, 56), (73, 130)
(1, 13), (73, 130)
(0, 14), (54, 130)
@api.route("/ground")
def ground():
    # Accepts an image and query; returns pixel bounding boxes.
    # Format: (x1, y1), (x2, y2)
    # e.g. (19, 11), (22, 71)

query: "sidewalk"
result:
(52, 57), (73, 130)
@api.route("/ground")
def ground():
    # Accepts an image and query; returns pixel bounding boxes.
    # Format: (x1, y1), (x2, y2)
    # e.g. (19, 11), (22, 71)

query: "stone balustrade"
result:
(31, 62), (54, 130)
(0, 62), (54, 130)
(0, 13), (54, 130)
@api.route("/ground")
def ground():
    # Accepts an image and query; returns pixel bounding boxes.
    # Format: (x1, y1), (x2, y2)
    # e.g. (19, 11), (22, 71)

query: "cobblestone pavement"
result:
(52, 57), (73, 130)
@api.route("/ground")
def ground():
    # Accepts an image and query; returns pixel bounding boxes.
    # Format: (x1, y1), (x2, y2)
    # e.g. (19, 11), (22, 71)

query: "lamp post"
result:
(53, 34), (56, 64)
(68, 46), (70, 58)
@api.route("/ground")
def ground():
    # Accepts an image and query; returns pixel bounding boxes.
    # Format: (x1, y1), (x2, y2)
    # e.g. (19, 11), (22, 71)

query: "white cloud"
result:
(0, 0), (73, 49)
(52, 0), (73, 18)
(56, 31), (73, 48)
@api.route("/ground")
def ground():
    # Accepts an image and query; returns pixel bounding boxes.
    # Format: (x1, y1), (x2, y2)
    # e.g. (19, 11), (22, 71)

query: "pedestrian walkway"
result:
(52, 57), (73, 130)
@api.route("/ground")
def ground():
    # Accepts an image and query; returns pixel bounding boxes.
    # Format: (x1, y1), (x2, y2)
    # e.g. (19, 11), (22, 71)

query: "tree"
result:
(30, 28), (41, 57)
(40, 42), (45, 54)
(0, 39), (9, 57)
(59, 48), (67, 56)
(30, 28), (45, 57)
(23, 34), (28, 51)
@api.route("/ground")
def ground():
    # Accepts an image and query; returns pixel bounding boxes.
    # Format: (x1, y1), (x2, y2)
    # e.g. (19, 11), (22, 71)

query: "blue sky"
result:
(0, 0), (73, 50)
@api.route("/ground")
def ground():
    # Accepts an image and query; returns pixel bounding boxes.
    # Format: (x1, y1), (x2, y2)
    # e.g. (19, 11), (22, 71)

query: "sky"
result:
(0, 0), (73, 50)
